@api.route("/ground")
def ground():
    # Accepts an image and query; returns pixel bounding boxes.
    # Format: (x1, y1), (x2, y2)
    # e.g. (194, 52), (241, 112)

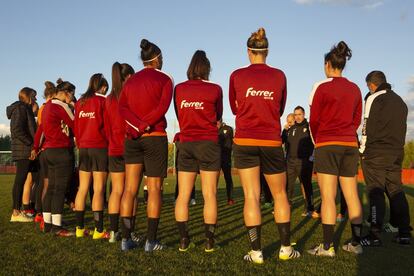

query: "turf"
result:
(0, 174), (413, 275)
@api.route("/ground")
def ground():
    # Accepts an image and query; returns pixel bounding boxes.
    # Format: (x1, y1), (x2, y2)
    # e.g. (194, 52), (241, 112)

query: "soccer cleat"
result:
(392, 234), (411, 246)
(144, 240), (165, 252)
(228, 199), (235, 206)
(383, 223), (398, 233)
(342, 242), (363, 254)
(190, 199), (197, 206)
(301, 211), (312, 217)
(279, 246), (301, 260)
(179, 237), (195, 252)
(40, 220), (45, 232)
(92, 228), (110, 240)
(55, 228), (75, 237)
(360, 233), (382, 247)
(131, 232), (145, 246)
(10, 213), (33, 223)
(76, 227), (91, 238)
(22, 209), (35, 218)
(311, 211), (320, 219)
(34, 213), (43, 223)
(336, 214), (346, 222)
(307, 244), (335, 257)
(205, 238), (219, 253)
(109, 231), (122, 243)
(243, 250), (264, 264)
(121, 238), (138, 251)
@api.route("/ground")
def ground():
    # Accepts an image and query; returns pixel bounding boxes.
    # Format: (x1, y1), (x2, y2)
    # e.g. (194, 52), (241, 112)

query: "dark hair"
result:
(324, 41), (352, 70)
(294, 106), (305, 113)
(110, 62), (135, 99)
(247, 27), (268, 55)
(140, 39), (161, 65)
(44, 81), (56, 99)
(187, 50), (211, 80)
(365, 71), (387, 86)
(80, 73), (108, 104)
(56, 78), (76, 94)
(18, 87), (36, 103)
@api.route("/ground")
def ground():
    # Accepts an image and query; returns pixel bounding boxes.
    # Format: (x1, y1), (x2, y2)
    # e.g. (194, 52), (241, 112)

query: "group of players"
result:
(7, 27), (411, 264)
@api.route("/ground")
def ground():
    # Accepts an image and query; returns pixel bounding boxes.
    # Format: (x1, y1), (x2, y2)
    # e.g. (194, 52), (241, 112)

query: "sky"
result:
(1, 0), (413, 140)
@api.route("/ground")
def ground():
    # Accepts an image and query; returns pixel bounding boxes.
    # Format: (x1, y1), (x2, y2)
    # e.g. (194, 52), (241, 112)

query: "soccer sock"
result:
(246, 225), (261, 251)
(43, 212), (52, 232)
(277, 222), (291, 247)
(23, 204), (30, 211)
(94, 211), (104, 232)
(147, 218), (160, 242)
(121, 217), (132, 239)
(109, 213), (119, 232)
(131, 215), (136, 233)
(351, 223), (362, 245)
(322, 224), (335, 250)
(75, 210), (85, 229)
(177, 221), (189, 239)
(205, 223), (216, 240)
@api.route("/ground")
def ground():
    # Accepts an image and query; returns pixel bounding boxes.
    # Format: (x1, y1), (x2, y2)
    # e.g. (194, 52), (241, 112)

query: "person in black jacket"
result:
(218, 120), (235, 205)
(360, 71), (412, 246)
(7, 87), (37, 222)
(285, 106), (315, 216)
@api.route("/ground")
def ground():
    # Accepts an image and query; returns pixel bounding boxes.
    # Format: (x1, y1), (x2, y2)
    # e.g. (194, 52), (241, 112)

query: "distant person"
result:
(118, 38), (173, 252)
(32, 80), (76, 236)
(307, 41), (363, 257)
(285, 106), (315, 217)
(174, 50), (222, 252)
(74, 73), (109, 240)
(229, 27), (300, 264)
(359, 71), (412, 246)
(218, 119), (234, 205)
(7, 87), (37, 222)
(281, 113), (295, 145)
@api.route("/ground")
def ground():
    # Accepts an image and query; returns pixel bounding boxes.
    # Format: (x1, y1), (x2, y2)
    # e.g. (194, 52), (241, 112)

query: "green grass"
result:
(0, 174), (413, 275)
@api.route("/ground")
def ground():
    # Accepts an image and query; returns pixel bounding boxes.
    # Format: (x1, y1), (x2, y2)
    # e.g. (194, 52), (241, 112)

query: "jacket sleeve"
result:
(229, 73), (238, 115)
(353, 91), (362, 132)
(309, 87), (322, 142)
(59, 103), (75, 131)
(216, 87), (223, 121)
(173, 86), (179, 121)
(27, 107), (37, 141)
(279, 74), (287, 116)
(118, 84), (149, 134)
(33, 123), (43, 152)
(11, 105), (32, 146)
(141, 78), (173, 127)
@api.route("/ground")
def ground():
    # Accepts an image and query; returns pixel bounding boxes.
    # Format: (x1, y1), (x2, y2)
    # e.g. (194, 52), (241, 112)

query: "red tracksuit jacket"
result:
(174, 80), (223, 142)
(74, 93), (107, 149)
(229, 63), (287, 146)
(104, 95), (125, 156)
(309, 77), (362, 147)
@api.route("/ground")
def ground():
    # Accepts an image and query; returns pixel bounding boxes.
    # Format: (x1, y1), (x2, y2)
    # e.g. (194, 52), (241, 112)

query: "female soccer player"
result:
(307, 41), (363, 256)
(74, 73), (109, 239)
(229, 28), (300, 264)
(174, 50), (222, 252)
(105, 62), (135, 243)
(32, 80), (76, 236)
(119, 39), (173, 251)
(7, 87), (37, 222)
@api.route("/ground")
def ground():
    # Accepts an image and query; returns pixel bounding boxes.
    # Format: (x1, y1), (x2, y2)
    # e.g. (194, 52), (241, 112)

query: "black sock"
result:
(131, 215), (136, 233)
(277, 222), (291, 247)
(177, 221), (189, 239)
(94, 211), (104, 232)
(322, 224), (335, 250)
(247, 225), (261, 251)
(351, 223), (362, 245)
(121, 217), (132, 239)
(75, 210), (85, 229)
(205, 223), (216, 240)
(147, 218), (160, 242)
(44, 222), (52, 233)
(109, 213), (119, 232)
(23, 204), (30, 211)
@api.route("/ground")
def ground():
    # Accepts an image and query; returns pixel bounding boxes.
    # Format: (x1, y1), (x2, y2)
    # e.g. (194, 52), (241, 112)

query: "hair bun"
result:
(56, 78), (63, 85)
(140, 39), (150, 50)
(44, 81), (55, 89)
(336, 41), (352, 60)
(256, 27), (266, 40)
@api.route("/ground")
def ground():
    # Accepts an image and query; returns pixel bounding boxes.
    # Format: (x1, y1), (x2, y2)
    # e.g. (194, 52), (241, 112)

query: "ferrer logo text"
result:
(79, 111), (95, 118)
(180, 100), (204, 110)
(246, 87), (274, 100)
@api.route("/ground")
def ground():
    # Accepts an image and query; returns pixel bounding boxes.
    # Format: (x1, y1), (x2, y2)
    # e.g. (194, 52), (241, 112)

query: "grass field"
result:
(0, 174), (413, 275)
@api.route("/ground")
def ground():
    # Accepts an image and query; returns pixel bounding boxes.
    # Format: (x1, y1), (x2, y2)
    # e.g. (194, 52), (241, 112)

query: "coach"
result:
(285, 106), (315, 216)
(360, 71), (411, 246)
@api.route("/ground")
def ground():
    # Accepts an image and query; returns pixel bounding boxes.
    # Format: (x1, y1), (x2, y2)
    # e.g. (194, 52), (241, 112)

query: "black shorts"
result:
(233, 145), (286, 174)
(314, 145), (358, 177)
(109, 155), (125, 173)
(178, 141), (221, 172)
(78, 148), (108, 172)
(124, 136), (168, 177)
(39, 151), (48, 178)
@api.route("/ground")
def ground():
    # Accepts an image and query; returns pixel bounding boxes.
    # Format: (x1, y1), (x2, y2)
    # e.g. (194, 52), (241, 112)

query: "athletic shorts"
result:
(78, 148), (108, 172)
(108, 155), (125, 173)
(314, 145), (358, 177)
(233, 145), (286, 174)
(39, 150), (48, 178)
(177, 141), (221, 172)
(124, 136), (168, 177)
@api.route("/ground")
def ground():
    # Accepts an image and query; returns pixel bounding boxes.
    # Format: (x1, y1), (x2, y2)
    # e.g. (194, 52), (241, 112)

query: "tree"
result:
(403, 140), (414, 168)
(0, 135), (11, 151)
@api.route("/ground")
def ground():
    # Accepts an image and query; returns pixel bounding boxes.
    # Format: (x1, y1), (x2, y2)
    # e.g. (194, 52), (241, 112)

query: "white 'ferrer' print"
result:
(245, 87), (274, 100)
